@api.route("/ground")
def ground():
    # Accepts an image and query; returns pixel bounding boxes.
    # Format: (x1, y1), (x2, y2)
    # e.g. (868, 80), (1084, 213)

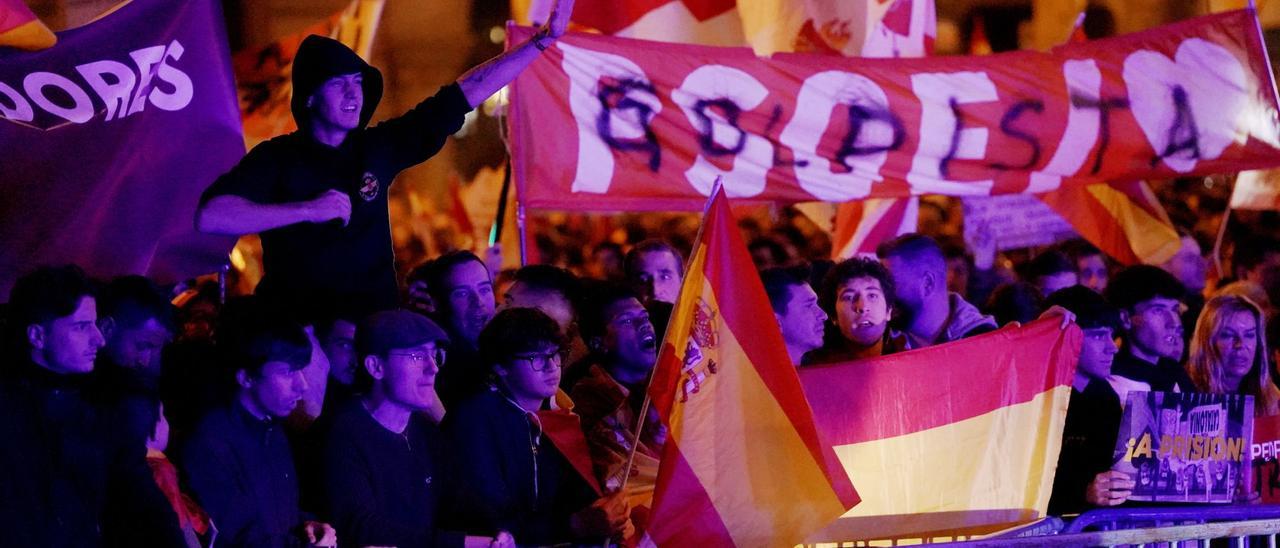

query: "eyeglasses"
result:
(388, 347), (446, 366)
(511, 350), (564, 372)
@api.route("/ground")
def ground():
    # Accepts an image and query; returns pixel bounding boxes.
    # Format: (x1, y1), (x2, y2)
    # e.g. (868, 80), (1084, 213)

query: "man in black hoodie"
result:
(195, 0), (574, 315)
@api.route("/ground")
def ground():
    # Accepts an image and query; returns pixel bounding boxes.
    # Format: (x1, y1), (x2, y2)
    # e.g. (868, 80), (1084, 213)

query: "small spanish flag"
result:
(646, 184), (859, 546)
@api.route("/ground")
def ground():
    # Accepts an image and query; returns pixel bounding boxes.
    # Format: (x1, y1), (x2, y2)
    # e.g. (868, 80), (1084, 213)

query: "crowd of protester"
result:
(7, 0), (1280, 540)
(4, 207), (1280, 545)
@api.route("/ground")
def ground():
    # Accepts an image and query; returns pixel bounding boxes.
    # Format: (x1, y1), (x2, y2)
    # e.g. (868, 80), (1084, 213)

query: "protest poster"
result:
(1250, 414), (1280, 502)
(1113, 391), (1253, 503)
(962, 194), (1077, 251)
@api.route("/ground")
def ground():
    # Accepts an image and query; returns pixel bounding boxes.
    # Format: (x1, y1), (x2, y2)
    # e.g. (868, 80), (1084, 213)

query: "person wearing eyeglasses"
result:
(320, 310), (512, 548)
(444, 307), (634, 546)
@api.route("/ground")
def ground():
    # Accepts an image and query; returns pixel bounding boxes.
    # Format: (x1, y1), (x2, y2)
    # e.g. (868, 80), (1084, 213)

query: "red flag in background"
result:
(522, 0), (745, 46)
(1232, 169), (1280, 210)
(831, 198), (919, 258)
(647, 186), (858, 545)
(0, 0), (54, 50)
(1038, 181), (1182, 265)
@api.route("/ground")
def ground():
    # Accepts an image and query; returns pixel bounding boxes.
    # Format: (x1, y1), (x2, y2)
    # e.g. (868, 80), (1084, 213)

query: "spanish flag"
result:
(799, 319), (1080, 541)
(1038, 180), (1182, 265)
(647, 185), (859, 546)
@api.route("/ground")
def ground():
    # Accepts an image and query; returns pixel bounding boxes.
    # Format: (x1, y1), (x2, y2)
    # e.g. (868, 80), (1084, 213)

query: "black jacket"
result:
(321, 401), (464, 548)
(0, 360), (184, 547)
(1048, 379), (1123, 515)
(200, 35), (472, 315)
(1111, 346), (1193, 393)
(442, 387), (597, 545)
(179, 401), (308, 547)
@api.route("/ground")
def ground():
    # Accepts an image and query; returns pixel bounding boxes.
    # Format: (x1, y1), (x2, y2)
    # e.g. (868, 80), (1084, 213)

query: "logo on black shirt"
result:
(358, 172), (379, 201)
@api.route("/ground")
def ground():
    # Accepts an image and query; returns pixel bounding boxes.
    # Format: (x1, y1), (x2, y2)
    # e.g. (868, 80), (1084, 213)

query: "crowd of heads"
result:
(5, 197), (1280, 541)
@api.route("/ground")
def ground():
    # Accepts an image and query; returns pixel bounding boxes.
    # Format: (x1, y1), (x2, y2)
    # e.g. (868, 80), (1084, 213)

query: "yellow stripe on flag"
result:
(1085, 184), (1180, 264)
(664, 249), (848, 545)
(811, 386), (1071, 541)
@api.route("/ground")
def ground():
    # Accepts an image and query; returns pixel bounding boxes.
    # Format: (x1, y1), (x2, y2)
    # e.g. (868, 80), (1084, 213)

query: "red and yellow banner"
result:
(1039, 180), (1182, 265)
(647, 186), (858, 545)
(508, 9), (1280, 211)
(798, 319), (1080, 541)
(0, 0), (54, 51)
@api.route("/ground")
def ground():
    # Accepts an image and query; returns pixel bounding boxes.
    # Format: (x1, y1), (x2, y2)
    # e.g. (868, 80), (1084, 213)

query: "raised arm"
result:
(194, 190), (351, 235)
(456, 0), (574, 108)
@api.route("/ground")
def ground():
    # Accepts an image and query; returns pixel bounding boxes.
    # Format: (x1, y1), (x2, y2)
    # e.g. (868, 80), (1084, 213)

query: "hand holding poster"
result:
(1113, 392), (1253, 503)
(508, 9), (1280, 211)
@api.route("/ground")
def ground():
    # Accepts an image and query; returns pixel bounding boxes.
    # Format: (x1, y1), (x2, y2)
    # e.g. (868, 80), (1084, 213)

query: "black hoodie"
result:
(201, 35), (472, 316)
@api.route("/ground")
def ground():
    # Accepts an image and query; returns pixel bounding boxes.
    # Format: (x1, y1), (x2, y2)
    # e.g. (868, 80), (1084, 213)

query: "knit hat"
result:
(356, 310), (448, 356)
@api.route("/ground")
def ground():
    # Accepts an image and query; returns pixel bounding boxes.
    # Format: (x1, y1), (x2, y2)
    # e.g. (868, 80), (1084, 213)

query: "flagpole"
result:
(490, 158), (513, 247)
(618, 177), (725, 496)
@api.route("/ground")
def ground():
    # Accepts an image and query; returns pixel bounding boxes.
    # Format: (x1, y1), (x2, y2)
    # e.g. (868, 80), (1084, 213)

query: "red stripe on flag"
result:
(699, 190), (859, 506)
(647, 437), (739, 546)
(0, 0), (38, 33)
(800, 319), (1079, 445)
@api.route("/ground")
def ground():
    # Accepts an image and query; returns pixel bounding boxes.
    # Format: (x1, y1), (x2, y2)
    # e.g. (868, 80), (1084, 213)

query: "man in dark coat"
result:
(0, 265), (184, 547)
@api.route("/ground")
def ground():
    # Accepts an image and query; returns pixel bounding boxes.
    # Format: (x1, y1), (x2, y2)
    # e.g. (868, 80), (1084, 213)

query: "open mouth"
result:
(341, 104), (358, 113)
(640, 333), (657, 351)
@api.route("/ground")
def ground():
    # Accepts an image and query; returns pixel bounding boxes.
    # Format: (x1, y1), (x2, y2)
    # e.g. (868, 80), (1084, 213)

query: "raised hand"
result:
(543, 0), (575, 39)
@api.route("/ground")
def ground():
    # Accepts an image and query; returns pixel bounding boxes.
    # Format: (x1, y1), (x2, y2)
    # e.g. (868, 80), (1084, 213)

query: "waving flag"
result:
(0, 0), (54, 50)
(0, 0), (243, 295)
(800, 319), (1080, 541)
(647, 185), (858, 546)
(1039, 181), (1182, 265)
(1232, 169), (1280, 210)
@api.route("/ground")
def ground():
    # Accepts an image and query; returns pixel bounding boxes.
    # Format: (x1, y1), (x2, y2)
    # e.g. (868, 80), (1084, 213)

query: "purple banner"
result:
(0, 0), (242, 295)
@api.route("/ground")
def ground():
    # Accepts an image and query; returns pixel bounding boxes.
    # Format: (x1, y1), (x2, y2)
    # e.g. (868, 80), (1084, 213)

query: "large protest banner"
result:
(798, 319), (1080, 540)
(507, 9), (1280, 212)
(0, 0), (243, 295)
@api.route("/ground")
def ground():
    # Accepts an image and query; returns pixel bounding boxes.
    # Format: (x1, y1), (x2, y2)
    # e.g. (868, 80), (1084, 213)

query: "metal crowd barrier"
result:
(944, 505), (1280, 547)
(809, 506), (1280, 547)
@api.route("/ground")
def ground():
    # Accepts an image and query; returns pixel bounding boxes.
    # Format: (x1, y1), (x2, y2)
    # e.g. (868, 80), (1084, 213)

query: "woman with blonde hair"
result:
(1186, 294), (1280, 415)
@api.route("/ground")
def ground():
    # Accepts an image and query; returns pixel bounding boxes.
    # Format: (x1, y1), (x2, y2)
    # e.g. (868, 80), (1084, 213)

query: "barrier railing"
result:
(812, 506), (1280, 547)
(939, 505), (1280, 547)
